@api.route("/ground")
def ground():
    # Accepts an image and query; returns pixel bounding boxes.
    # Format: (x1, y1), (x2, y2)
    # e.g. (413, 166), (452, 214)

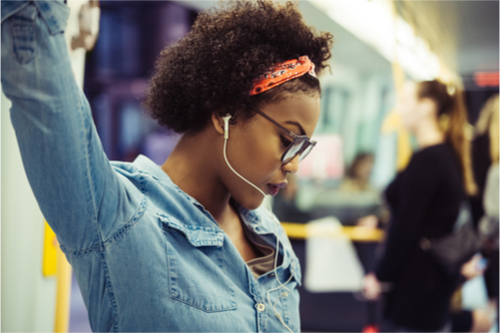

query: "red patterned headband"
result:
(249, 56), (316, 96)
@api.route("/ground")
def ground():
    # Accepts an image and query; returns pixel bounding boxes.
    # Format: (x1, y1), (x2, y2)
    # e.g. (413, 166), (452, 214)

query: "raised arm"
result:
(1, 1), (136, 251)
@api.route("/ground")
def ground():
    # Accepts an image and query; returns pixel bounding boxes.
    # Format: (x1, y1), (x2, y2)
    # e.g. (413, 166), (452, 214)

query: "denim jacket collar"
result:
(134, 154), (267, 231)
(132, 155), (286, 249)
(133, 154), (217, 218)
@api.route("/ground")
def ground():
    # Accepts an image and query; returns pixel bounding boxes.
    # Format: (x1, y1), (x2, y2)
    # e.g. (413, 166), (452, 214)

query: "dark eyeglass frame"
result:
(249, 105), (317, 164)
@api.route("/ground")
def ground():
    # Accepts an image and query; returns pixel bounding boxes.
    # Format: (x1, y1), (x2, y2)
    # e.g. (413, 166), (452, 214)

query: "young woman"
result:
(363, 80), (478, 332)
(1, 0), (332, 331)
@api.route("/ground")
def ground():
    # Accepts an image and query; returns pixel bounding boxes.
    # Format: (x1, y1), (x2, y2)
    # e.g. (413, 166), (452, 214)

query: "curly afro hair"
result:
(145, 0), (334, 133)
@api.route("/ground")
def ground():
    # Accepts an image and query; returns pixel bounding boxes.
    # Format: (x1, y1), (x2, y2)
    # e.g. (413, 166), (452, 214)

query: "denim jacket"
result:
(1, 2), (302, 331)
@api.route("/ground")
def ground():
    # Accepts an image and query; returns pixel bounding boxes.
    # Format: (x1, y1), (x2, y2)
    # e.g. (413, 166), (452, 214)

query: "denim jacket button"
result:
(268, 273), (275, 278)
(282, 291), (289, 298)
(256, 303), (266, 312)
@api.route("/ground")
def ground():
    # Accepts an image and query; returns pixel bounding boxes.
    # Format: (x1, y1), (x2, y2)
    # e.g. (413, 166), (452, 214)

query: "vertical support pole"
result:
(54, 246), (72, 333)
(390, 1), (412, 171)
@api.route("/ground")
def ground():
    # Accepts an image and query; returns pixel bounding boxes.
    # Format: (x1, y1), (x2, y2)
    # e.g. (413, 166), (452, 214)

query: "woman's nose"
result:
(282, 154), (300, 174)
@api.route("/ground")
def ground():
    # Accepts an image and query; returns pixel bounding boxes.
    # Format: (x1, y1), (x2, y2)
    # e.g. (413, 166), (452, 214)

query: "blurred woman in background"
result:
(450, 94), (499, 333)
(471, 94), (499, 226)
(340, 152), (386, 228)
(363, 80), (478, 332)
(476, 94), (499, 329)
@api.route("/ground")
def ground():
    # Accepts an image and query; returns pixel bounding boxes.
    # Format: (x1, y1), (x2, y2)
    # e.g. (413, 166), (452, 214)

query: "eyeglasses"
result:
(249, 106), (317, 164)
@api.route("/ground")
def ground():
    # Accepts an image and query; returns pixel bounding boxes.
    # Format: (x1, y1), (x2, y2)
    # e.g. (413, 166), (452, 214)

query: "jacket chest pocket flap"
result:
(158, 214), (238, 313)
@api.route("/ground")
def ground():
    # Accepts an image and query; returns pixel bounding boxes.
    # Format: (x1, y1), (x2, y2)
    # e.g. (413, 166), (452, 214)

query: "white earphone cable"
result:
(223, 138), (267, 198)
(222, 115), (295, 332)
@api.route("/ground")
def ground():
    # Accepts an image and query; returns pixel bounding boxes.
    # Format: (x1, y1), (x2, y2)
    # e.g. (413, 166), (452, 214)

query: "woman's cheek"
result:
(254, 139), (281, 178)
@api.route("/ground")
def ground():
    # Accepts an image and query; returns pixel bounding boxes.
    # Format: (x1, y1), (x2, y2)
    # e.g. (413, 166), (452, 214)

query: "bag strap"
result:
(419, 200), (472, 251)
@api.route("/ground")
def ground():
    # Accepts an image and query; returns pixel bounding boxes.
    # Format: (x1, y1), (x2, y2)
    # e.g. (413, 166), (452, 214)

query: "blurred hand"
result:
(356, 215), (378, 228)
(362, 272), (382, 300)
(461, 254), (485, 281)
(471, 306), (495, 333)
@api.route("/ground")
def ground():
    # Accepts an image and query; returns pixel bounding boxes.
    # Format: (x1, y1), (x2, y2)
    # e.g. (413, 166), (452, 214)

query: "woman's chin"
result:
(245, 201), (265, 211)
(235, 193), (266, 211)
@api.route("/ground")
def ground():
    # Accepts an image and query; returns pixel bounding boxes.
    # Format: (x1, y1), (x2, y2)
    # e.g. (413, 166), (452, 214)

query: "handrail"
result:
(281, 222), (385, 242)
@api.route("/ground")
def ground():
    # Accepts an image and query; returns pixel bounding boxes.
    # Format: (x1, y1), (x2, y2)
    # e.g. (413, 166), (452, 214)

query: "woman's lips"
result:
(267, 182), (287, 196)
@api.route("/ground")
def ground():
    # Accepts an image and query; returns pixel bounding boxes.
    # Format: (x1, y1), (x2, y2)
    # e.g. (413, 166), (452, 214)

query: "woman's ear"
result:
(211, 112), (225, 136)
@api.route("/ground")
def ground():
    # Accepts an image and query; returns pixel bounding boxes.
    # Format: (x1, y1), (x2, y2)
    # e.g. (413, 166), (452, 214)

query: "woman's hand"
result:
(460, 254), (486, 281)
(356, 215), (379, 228)
(362, 272), (382, 301)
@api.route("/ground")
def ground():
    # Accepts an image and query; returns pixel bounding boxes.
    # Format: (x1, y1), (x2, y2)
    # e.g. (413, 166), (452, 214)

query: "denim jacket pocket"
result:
(158, 214), (238, 313)
(11, 3), (37, 64)
(9, 1), (69, 65)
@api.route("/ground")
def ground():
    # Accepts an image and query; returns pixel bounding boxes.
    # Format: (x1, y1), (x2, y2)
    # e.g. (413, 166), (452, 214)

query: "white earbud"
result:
(222, 114), (231, 140)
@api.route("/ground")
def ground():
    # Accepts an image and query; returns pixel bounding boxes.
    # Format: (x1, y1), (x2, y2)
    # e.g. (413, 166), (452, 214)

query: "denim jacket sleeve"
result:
(1, 1), (141, 251)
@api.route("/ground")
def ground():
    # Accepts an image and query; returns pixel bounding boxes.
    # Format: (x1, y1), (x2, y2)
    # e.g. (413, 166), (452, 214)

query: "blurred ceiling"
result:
(454, 0), (499, 75)
(177, 0), (499, 79)
(178, 0), (393, 74)
(298, 1), (393, 74)
(396, 0), (499, 78)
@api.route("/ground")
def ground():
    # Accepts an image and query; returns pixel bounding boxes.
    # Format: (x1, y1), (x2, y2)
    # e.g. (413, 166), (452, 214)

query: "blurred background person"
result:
(474, 94), (499, 318)
(339, 152), (387, 228)
(470, 94), (499, 227)
(327, 152), (388, 273)
(363, 79), (479, 332)
(450, 254), (494, 333)
(304, 152), (386, 228)
(344, 153), (375, 192)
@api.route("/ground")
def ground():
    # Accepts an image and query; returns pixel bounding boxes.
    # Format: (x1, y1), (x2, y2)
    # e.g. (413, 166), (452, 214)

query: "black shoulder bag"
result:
(419, 201), (483, 277)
